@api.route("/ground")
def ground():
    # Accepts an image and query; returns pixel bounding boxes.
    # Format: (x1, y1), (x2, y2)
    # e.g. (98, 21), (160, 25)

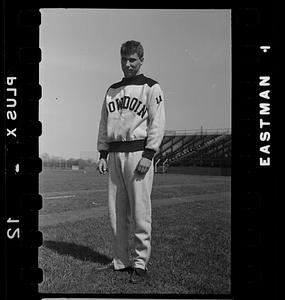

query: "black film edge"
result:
(4, 5), (43, 300)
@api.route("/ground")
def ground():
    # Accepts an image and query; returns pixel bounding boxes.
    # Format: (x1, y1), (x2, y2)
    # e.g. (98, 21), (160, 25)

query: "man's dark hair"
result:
(120, 40), (144, 59)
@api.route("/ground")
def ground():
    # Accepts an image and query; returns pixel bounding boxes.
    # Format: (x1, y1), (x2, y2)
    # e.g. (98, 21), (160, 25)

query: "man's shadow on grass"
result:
(44, 240), (112, 264)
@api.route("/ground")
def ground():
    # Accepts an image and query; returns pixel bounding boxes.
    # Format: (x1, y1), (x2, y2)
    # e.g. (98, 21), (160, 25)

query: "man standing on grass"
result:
(97, 40), (165, 283)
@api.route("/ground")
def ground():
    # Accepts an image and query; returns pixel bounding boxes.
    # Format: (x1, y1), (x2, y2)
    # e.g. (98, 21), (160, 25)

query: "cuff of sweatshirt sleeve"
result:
(99, 150), (109, 160)
(142, 148), (156, 160)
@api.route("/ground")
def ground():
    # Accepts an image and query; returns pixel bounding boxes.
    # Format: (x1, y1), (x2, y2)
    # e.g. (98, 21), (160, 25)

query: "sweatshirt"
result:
(97, 74), (165, 160)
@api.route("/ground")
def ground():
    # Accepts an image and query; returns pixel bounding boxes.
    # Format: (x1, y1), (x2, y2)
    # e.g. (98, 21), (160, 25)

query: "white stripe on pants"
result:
(108, 151), (153, 270)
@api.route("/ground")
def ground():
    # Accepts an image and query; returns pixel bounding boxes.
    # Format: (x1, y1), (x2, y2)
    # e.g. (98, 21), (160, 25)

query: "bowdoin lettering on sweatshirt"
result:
(97, 74), (166, 154)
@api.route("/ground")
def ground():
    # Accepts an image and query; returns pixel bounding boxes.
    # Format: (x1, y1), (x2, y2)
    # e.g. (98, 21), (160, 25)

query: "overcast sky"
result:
(39, 9), (231, 159)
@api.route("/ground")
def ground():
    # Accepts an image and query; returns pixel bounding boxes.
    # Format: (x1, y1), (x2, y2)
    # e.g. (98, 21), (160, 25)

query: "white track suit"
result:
(97, 74), (165, 270)
(108, 151), (154, 269)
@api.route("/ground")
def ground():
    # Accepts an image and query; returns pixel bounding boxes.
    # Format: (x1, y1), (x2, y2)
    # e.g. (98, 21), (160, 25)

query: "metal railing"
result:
(164, 128), (231, 136)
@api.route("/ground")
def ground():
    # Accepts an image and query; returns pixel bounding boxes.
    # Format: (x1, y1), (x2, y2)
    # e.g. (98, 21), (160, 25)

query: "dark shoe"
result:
(129, 268), (150, 284)
(116, 266), (133, 274)
(95, 262), (132, 273)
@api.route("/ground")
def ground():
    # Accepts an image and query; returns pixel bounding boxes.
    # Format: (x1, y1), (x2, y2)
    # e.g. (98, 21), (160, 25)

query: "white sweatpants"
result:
(108, 151), (153, 270)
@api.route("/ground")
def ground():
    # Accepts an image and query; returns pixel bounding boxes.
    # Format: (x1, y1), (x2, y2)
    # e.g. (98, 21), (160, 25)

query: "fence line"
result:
(164, 128), (231, 136)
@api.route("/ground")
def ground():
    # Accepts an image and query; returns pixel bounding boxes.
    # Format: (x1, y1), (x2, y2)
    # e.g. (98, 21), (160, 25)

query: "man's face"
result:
(121, 52), (144, 78)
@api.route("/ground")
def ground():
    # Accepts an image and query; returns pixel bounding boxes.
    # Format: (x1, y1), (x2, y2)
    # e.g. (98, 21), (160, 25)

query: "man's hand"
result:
(98, 158), (108, 174)
(135, 157), (152, 175)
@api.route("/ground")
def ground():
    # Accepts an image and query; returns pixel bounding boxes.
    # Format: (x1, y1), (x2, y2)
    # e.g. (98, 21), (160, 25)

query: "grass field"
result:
(39, 169), (231, 295)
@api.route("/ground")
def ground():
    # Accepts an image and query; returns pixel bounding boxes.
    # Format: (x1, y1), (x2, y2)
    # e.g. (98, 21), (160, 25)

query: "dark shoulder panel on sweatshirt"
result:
(108, 74), (158, 90)
(109, 80), (124, 90)
(140, 75), (158, 88)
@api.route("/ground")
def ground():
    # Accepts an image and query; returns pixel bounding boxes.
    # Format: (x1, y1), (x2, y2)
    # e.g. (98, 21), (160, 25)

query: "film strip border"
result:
(232, 5), (275, 300)
(3, 4), (43, 300)
(2, 3), (275, 300)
